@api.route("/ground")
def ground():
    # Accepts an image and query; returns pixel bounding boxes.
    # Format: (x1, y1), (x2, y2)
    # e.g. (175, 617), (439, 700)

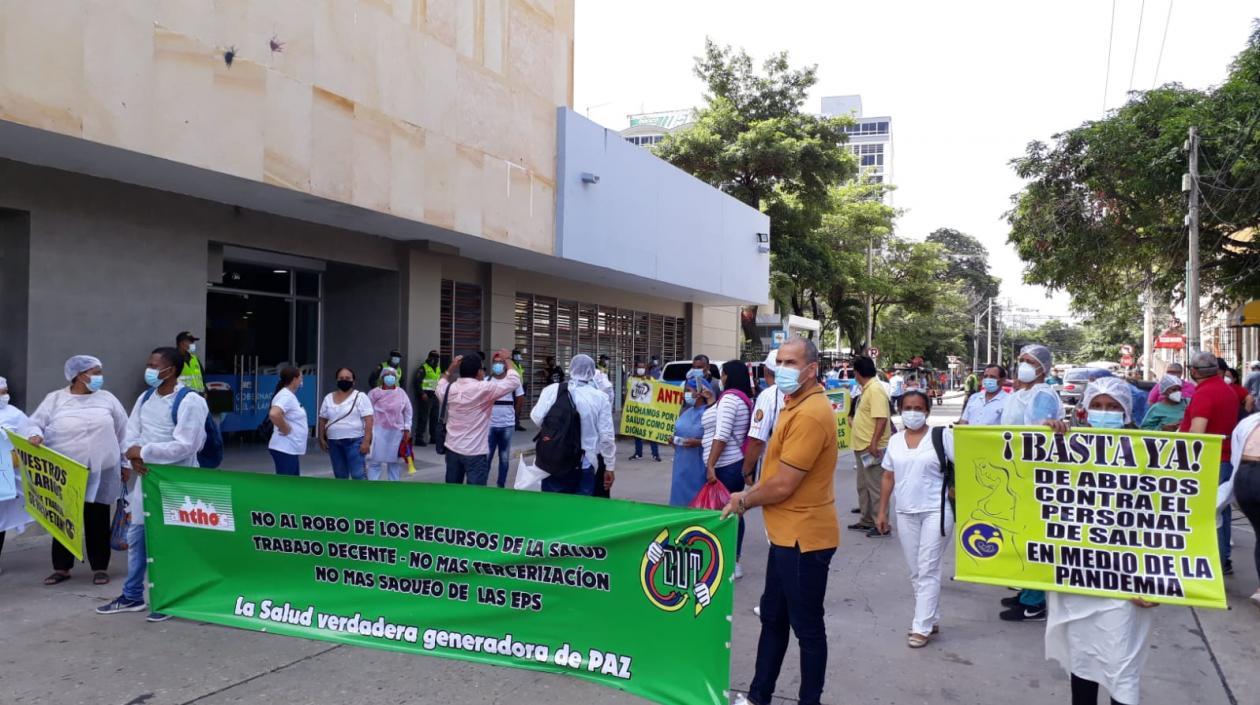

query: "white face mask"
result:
(636, 368), (646, 376)
(188, 343), (197, 354)
(901, 410), (927, 430)
(1224, 376), (1234, 385)
(0, 394), (8, 408)
(1167, 391), (1183, 403)
(1017, 362), (1038, 384)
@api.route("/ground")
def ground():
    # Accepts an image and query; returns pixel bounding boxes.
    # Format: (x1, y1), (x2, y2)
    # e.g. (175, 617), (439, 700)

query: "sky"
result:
(573, 0), (1258, 322)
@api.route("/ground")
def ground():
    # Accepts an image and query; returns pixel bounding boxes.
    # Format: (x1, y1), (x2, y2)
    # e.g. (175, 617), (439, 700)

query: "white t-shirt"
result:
(489, 382), (525, 428)
(748, 385), (785, 443)
(880, 428), (953, 514)
(269, 387), (309, 455)
(319, 391), (373, 440)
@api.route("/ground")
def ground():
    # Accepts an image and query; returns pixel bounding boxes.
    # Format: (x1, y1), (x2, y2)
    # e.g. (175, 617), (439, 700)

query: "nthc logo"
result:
(640, 526), (724, 617)
(161, 482), (235, 532)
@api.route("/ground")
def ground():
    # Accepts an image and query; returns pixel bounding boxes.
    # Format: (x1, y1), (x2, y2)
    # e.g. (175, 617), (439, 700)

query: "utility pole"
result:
(986, 297), (994, 364)
(973, 308), (981, 371)
(865, 235), (874, 350)
(1186, 126), (1202, 355)
(1142, 279), (1155, 380)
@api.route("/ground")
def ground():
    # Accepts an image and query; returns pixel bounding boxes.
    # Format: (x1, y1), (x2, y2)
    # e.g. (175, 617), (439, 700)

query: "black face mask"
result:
(336, 379), (354, 392)
(427, 357), (438, 365)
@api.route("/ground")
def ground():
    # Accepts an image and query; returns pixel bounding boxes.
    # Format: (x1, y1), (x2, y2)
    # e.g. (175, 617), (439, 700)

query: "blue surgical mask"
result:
(686, 368), (705, 381)
(684, 392), (695, 406)
(390, 356), (401, 365)
(492, 362), (506, 376)
(383, 374), (397, 387)
(777, 366), (802, 395)
(87, 374), (104, 392)
(982, 378), (999, 393)
(144, 368), (164, 388)
(1087, 409), (1125, 429)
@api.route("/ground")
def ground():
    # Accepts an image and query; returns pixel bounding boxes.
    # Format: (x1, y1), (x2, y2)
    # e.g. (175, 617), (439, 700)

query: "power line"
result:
(1103, 0), (1118, 111)
(1151, 0), (1173, 88)
(1127, 0), (1147, 94)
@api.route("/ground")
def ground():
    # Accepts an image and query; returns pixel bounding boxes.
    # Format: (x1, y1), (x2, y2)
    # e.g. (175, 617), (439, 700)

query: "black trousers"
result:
(1071, 674), (1127, 705)
(52, 501), (112, 572)
(1234, 460), (1260, 583)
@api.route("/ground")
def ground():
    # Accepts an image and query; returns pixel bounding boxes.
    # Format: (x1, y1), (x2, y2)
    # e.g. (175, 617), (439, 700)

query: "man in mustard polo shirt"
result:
(724, 337), (837, 705)
(851, 355), (892, 537)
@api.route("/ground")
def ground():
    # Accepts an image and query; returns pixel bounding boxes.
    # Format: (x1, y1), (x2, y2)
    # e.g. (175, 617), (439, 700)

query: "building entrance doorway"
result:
(205, 254), (322, 434)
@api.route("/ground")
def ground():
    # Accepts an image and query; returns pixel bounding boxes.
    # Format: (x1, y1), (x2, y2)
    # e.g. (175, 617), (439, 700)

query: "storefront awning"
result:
(1155, 332), (1185, 349)
(1228, 300), (1260, 327)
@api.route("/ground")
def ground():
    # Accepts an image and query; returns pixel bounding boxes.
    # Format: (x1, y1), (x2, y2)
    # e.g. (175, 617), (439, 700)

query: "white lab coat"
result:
(1045, 593), (1154, 704)
(530, 379), (617, 471)
(0, 403), (33, 534)
(1002, 383), (1062, 426)
(25, 388), (128, 504)
(123, 386), (209, 526)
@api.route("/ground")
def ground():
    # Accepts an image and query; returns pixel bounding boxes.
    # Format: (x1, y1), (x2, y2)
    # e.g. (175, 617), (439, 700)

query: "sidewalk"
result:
(0, 423), (1255, 704)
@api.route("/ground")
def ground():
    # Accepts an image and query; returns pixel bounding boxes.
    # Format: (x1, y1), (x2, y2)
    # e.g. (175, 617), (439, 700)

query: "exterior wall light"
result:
(581, 172), (600, 184)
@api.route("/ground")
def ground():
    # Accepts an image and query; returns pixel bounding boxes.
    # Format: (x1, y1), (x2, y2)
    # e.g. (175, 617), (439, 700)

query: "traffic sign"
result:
(869, 347), (880, 359)
(1120, 344), (1134, 355)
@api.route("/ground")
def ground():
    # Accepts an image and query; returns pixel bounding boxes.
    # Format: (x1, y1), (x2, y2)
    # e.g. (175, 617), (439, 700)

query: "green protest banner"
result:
(6, 430), (88, 560)
(620, 377), (683, 444)
(143, 466), (735, 704)
(826, 388), (852, 450)
(953, 426), (1226, 608)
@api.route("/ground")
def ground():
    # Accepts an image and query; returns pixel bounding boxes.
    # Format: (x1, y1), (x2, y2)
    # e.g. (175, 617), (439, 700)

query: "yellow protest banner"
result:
(620, 378), (683, 445)
(826, 388), (852, 450)
(953, 425), (1226, 608)
(6, 430), (88, 560)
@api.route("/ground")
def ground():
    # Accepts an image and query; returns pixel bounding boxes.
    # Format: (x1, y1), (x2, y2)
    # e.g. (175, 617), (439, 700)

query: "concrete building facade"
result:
(0, 1), (767, 425)
(821, 94), (892, 186)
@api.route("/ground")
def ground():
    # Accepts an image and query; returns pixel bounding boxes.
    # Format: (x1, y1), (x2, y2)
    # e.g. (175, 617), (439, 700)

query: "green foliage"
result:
(926, 228), (1001, 302)
(1006, 320), (1088, 366)
(1006, 23), (1260, 314)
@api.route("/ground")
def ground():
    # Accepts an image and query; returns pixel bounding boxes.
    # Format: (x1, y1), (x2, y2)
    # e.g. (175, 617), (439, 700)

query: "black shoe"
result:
(1001, 596), (1021, 608)
(850, 508), (861, 514)
(999, 604), (1046, 622)
(866, 527), (890, 538)
(515, 424), (526, 431)
(1224, 560), (1234, 576)
(653, 456), (662, 462)
(628, 454), (642, 461)
(848, 522), (874, 532)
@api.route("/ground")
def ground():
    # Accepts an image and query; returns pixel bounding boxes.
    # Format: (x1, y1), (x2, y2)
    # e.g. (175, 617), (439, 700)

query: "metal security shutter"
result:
(557, 300), (577, 366)
(440, 280), (484, 362)
(530, 296), (557, 408)
(515, 295), (533, 403)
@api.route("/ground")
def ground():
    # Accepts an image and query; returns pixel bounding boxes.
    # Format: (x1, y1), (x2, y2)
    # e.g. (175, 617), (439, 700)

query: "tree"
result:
(1006, 24), (1260, 316)
(926, 228), (1000, 302)
(1007, 320), (1087, 366)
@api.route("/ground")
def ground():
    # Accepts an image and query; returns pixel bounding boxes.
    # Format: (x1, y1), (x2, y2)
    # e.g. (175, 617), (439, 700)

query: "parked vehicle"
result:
(1058, 367), (1093, 410)
(660, 360), (724, 385)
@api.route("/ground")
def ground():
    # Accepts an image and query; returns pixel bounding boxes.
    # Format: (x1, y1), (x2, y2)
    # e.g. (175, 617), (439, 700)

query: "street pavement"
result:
(2, 392), (1256, 705)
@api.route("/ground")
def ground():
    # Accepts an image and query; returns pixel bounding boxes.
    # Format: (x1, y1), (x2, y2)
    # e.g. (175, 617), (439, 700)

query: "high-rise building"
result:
(822, 95), (893, 185)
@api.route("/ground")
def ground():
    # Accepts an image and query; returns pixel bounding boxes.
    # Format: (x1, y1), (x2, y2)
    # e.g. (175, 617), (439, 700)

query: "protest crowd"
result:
(1, 331), (1255, 705)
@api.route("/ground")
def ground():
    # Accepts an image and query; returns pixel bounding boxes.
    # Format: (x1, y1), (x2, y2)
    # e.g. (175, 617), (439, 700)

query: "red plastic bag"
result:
(689, 481), (732, 511)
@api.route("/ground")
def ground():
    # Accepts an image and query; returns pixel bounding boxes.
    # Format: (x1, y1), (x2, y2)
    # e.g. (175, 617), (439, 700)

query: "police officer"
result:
(176, 331), (205, 392)
(369, 349), (403, 389)
(413, 350), (442, 446)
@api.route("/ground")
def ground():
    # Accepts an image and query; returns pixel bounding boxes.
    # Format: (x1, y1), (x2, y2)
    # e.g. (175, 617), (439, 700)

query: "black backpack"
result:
(533, 383), (583, 477)
(931, 426), (956, 537)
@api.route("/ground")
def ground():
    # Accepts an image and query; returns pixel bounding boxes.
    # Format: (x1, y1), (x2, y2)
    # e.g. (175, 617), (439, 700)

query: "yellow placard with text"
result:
(826, 388), (852, 450)
(620, 378), (683, 445)
(6, 430), (88, 560)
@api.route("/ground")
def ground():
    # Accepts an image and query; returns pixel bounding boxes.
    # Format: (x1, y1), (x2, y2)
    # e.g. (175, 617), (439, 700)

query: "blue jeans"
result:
(748, 544), (835, 705)
(634, 438), (660, 459)
(328, 437), (366, 480)
(1220, 461), (1234, 564)
(715, 460), (746, 559)
(542, 463), (597, 496)
(445, 451), (490, 485)
(488, 426), (514, 488)
(122, 523), (147, 603)
(270, 450), (300, 476)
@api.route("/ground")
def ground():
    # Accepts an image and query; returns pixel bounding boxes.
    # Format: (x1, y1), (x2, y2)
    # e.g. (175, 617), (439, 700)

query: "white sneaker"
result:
(731, 694), (752, 705)
(1250, 590), (1260, 609)
(752, 605), (761, 617)
(734, 562), (744, 580)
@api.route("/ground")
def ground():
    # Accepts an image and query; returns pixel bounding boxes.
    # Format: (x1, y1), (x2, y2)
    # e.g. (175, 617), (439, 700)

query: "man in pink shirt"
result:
(1147, 361), (1195, 406)
(435, 350), (520, 485)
